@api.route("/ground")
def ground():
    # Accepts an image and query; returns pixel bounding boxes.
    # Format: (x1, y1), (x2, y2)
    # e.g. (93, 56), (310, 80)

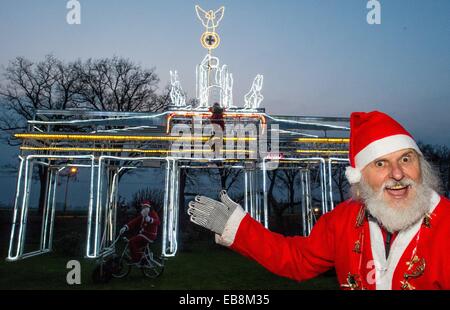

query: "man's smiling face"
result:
(361, 149), (422, 208)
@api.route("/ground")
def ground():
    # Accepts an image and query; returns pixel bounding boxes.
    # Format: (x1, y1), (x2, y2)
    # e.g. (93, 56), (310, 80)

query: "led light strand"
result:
(15, 133), (256, 142)
(28, 111), (170, 125)
(264, 114), (350, 131)
(297, 138), (350, 144)
(296, 149), (349, 154)
(244, 75), (264, 110)
(169, 70), (187, 107)
(20, 146), (254, 154)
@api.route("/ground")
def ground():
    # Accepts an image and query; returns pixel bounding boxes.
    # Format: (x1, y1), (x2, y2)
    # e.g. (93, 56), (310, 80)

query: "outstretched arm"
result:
(188, 191), (336, 282)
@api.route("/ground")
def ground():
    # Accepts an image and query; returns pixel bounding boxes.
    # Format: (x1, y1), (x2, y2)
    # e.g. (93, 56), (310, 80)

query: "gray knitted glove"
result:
(187, 190), (239, 235)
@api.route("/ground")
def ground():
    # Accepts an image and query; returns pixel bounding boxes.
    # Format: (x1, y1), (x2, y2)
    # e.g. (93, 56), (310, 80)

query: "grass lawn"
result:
(0, 210), (338, 290)
(0, 241), (338, 290)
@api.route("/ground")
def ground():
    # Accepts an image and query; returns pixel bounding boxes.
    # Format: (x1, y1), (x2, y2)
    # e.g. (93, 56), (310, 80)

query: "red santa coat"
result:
(125, 210), (160, 241)
(208, 107), (225, 131)
(216, 191), (450, 290)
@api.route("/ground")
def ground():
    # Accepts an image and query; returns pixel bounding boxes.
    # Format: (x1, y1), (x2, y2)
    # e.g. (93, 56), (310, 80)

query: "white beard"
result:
(359, 179), (432, 233)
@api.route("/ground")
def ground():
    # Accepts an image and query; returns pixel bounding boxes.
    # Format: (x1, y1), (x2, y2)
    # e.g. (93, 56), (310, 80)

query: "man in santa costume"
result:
(208, 102), (225, 158)
(188, 111), (450, 290)
(120, 200), (160, 265)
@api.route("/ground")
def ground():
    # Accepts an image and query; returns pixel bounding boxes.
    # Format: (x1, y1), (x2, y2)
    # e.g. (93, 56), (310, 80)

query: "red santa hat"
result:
(345, 111), (422, 184)
(140, 200), (153, 208)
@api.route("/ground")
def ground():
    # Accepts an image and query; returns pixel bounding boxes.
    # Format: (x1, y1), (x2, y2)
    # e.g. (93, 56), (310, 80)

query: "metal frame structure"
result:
(176, 157), (264, 225)
(5, 5), (354, 262)
(327, 157), (351, 211)
(8, 155), (95, 261)
(7, 109), (350, 261)
(262, 157), (329, 236)
(92, 156), (178, 258)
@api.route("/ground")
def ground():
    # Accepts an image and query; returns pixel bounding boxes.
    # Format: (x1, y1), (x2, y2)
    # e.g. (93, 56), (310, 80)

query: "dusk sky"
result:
(0, 0), (449, 205)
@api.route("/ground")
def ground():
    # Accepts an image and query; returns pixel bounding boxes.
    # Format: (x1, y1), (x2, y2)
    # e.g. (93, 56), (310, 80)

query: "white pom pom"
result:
(345, 166), (361, 184)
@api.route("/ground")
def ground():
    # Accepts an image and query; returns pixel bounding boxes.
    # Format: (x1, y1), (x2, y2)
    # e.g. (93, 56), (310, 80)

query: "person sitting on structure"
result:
(208, 102), (225, 157)
(209, 102), (225, 131)
(120, 200), (160, 266)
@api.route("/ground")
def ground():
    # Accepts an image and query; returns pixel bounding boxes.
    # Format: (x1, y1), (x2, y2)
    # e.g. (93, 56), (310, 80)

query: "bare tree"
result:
(331, 165), (350, 203)
(54, 59), (82, 110)
(419, 142), (450, 197)
(0, 55), (82, 214)
(0, 55), (170, 214)
(0, 55), (77, 143)
(131, 187), (164, 213)
(74, 57), (162, 112)
(267, 170), (298, 233)
(201, 167), (243, 192)
(278, 168), (301, 214)
(145, 83), (172, 112)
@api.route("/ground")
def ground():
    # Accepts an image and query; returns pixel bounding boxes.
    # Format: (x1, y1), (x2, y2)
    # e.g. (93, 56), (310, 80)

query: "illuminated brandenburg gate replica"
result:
(7, 5), (350, 261)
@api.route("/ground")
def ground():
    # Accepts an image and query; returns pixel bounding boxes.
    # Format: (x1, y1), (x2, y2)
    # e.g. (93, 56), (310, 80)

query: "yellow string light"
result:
(296, 149), (349, 154)
(14, 133), (256, 142)
(20, 146), (254, 154)
(297, 138), (349, 144)
(277, 160), (324, 164)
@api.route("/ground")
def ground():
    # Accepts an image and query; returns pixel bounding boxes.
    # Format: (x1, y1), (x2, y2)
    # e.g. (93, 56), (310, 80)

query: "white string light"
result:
(28, 111), (170, 125)
(169, 70), (187, 107)
(195, 6), (225, 31)
(244, 74), (264, 110)
(195, 54), (235, 109)
(264, 113), (350, 131)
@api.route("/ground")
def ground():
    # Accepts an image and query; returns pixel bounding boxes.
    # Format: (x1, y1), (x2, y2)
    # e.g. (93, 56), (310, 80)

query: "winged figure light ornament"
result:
(195, 5), (225, 31)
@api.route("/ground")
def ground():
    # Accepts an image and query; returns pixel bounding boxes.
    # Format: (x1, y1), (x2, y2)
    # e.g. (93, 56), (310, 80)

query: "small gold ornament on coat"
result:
(341, 273), (362, 290)
(401, 256), (426, 290)
(404, 257), (426, 278)
(355, 207), (365, 228)
(353, 240), (361, 254)
(422, 214), (431, 228)
(400, 280), (416, 290)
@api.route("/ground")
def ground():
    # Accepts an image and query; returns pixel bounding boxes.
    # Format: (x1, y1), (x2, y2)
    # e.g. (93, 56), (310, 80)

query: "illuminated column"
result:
(17, 157), (34, 258)
(319, 160), (327, 215)
(244, 170), (248, 213)
(262, 159), (269, 229)
(300, 168), (313, 236)
(86, 156), (100, 258)
(93, 162), (119, 257)
(109, 169), (121, 247)
(102, 167), (115, 251)
(162, 159), (170, 257)
(7, 157), (26, 260)
(40, 168), (58, 252)
(162, 158), (179, 257)
(326, 158), (350, 212)
(254, 169), (262, 223)
(244, 164), (261, 222)
(93, 159), (105, 257)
